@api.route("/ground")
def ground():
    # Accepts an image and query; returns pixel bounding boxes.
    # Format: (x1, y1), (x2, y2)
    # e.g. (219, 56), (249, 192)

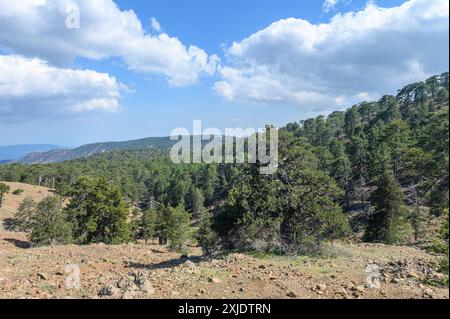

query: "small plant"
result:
(12, 188), (24, 195)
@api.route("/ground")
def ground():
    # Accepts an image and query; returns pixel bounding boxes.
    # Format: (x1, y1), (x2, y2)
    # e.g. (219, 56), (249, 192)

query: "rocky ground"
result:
(0, 182), (448, 299)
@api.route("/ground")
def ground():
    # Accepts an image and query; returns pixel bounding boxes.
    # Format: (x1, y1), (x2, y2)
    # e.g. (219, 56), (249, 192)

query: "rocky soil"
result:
(0, 182), (448, 299)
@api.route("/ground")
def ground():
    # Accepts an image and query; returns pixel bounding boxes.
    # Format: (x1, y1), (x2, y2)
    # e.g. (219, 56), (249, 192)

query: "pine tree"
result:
(329, 139), (352, 209)
(141, 209), (157, 244)
(29, 196), (72, 246)
(65, 176), (131, 245)
(191, 187), (205, 220)
(130, 207), (143, 240)
(156, 205), (171, 245)
(349, 128), (369, 212)
(202, 165), (218, 206)
(365, 171), (412, 244)
(196, 211), (218, 254)
(14, 197), (36, 232)
(167, 205), (193, 253)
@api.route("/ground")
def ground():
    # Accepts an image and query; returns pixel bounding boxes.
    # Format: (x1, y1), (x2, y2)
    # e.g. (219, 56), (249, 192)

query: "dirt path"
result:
(0, 182), (448, 299)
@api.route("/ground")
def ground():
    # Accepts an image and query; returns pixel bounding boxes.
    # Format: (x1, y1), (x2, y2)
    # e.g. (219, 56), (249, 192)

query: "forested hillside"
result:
(0, 73), (448, 261)
(15, 137), (176, 164)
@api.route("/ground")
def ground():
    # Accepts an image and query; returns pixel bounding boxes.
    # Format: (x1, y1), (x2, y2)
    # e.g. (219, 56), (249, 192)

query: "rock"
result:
(37, 273), (48, 280)
(209, 277), (222, 284)
(117, 277), (130, 289)
(287, 291), (297, 298)
(259, 265), (266, 269)
(407, 271), (420, 280)
(423, 288), (434, 298)
(131, 272), (154, 294)
(316, 284), (327, 291)
(98, 286), (119, 297)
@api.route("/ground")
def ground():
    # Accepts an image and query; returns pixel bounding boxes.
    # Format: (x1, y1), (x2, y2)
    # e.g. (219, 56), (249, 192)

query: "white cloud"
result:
(0, 0), (218, 86)
(215, 0), (449, 111)
(0, 55), (122, 122)
(323, 0), (339, 13)
(151, 17), (161, 33)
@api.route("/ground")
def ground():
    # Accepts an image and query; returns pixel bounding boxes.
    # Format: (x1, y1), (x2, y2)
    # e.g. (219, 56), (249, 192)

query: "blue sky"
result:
(0, 0), (447, 147)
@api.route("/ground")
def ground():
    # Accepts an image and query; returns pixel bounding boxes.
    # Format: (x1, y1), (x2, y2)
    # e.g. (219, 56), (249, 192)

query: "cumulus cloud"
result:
(215, 0), (449, 111)
(0, 55), (122, 123)
(0, 0), (218, 86)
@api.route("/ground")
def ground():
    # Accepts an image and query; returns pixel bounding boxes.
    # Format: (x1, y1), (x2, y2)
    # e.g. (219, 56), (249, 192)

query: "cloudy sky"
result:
(0, 0), (448, 146)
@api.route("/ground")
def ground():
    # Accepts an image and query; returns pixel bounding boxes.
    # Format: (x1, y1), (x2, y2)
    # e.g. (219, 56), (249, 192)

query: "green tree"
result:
(130, 207), (143, 240)
(419, 109), (449, 215)
(196, 210), (218, 254)
(29, 196), (72, 246)
(348, 129), (369, 212)
(141, 209), (157, 244)
(277, 135), (350, 253)
(216, 131), (349, 254)
(329, 139), (352, 209)
(365, 171), (412, 244)
(190, 187), (205, 220)
(201, 165), (218, 206)
(65, 176), (131, 244)
(382, 120), (412, 178)
(167, 205), (193, 253)
(14, 197), (36, 232)
(0, 182), (10, 208)
(155, 205), (172, 245)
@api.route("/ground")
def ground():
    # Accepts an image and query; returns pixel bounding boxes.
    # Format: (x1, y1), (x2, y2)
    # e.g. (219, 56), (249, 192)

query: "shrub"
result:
(12, 188), (24, 195)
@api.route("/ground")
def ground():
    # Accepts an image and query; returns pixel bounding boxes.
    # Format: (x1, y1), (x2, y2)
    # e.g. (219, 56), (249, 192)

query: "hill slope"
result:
(0, 145), (63, 163)
(16, 137), (175, 164)
(0, 182), (448, 299)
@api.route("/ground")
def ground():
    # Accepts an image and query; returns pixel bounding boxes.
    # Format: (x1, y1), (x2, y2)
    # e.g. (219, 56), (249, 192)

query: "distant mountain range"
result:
(13, 137), (176, 164)
(0, 144), (63, 163)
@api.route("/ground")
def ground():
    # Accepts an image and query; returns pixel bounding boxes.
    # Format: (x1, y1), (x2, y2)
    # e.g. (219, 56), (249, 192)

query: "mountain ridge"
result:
(16, 137), (176, 164)
(0, 144), (64, 162)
